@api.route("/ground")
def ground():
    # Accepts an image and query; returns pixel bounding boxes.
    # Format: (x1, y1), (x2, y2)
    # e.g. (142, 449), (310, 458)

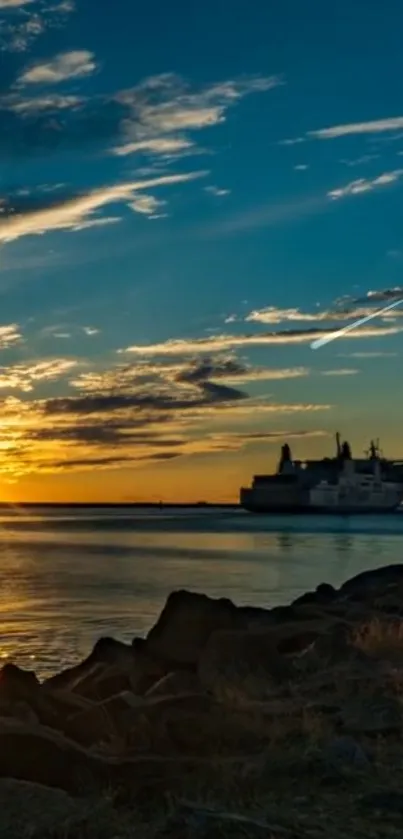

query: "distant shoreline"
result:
(0, 502), (240, 508)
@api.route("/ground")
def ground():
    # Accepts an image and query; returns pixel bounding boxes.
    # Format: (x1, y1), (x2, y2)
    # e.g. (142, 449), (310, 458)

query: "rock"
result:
(125, 693), (235, 755)
(157, 804), (294, 839)
(198, 629), (292, 704)
(324, 735), (370, 768)
(0, 664), (68, 730)
(145, 671), (202, 698)
(64, 690), (145, 747)
(300, 622), (370, 668)
(0, 663), (39, 700)
(340, 564), (403, 598)
(44, 637), (135, 691)
(146, 590), (244, 667)
(274, 624), (325, 655)
(0, 778), (132, 839)
(0, 717), (108, 794)
(339, 694), (403, 735)
(292, 583), (337, 608)
(44, 636), (166, 701)
(359, 791), (403, 813)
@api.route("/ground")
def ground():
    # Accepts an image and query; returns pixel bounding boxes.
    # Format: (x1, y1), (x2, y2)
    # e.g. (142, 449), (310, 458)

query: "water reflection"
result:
(0, 509), (402, 677)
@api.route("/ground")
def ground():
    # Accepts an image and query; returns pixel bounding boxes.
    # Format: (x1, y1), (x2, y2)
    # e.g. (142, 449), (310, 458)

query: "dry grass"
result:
(353, 618), (403, 660)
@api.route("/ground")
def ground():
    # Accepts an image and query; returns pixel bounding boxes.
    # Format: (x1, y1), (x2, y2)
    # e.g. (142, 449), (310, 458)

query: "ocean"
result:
(0, 505), (402, 678)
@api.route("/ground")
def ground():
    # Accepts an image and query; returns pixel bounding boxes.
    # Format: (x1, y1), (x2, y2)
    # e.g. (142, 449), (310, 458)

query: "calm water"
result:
(0, 505), (402, 677)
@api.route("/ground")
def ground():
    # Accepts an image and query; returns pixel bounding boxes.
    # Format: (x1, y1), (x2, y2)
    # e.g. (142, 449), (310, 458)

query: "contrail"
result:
(311, 297), (403, 349)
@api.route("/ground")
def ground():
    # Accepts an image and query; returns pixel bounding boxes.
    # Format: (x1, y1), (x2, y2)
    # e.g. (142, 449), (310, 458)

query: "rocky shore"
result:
(2, 563), (403, 837)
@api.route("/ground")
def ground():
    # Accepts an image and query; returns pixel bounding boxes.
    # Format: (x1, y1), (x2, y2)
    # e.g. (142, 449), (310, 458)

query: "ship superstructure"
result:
(240, 434), (403, 514)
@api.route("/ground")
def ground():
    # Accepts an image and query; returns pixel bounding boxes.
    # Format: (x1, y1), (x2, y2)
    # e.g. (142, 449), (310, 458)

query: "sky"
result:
(0, 0), (403, 502)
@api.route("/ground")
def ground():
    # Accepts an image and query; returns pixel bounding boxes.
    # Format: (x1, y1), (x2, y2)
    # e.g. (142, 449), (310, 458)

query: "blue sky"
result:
(0, 0), (402, 501)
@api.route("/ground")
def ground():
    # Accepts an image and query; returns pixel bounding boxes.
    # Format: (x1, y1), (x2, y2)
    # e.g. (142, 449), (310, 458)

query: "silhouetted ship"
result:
(240, 434), (403, 514)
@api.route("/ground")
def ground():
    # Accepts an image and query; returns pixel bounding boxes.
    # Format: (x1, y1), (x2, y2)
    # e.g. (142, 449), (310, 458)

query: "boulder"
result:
(44, 636), (166, 701)
(198, 629), (292, 704)
(340, 564), (403, 598)
(123, 693), (268, 756)
(0, 663), (39, 701)
(339, 694), (403, 736)
(44, 637), (135, 692)
(145, 670), (202, 698)
(0, 778), (131, 839)
(0, 717), (107, 793)
(292, 583), (337, 608)
(64, 690), (145, 747)
(157, 804), (285, 839)
(0, 664), (65, 730)
(145, 590), (244, 666)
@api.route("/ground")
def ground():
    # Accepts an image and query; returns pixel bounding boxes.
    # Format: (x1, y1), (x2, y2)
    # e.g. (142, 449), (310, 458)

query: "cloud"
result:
(328, 170), (403, 200)
(110, 73), (281, 160)
(69, 216), (121, 232)
(121, 324), (401, 356)
(204, 185), (230, 196)
(279, 136), (305, 146)
(341, 154), (380, 167)
(320, 368), (359, 376)
(294, 164), (309, 171)
(0, 0), (34, 6)
(246, 299), (403, 325)
(83, 326), (99, 336)
(9, 93), (83, 113)
(212, 429), (329, 445)
(361, 286), (403, 303)
(0, 171), (206, 242)
(18, 50), (96, 85)
(0, 0), (74, 54)
(0, 358), (77, 391)
(112, 137), (193, 157)
(310, 117), (403, 140)
(128, 194), (166, 216)
(0, 64), (278, 169)
(338, 351), (397, 358)
(0, 324), (22, 347)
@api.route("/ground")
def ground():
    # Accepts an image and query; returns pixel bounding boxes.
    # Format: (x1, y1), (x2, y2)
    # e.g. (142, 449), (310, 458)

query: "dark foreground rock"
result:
(145, 590), (244, 666)
(157, 804), (297, 839)
(4, 562), (403, 837)
(45, 636), (166, 698)
(198, 629), (293, 703)
(0, 778), (134, 839)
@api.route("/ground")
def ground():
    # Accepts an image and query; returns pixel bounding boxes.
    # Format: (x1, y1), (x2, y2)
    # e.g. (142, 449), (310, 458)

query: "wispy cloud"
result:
(0, 171), (206, 242)
(0, 358), (77, 391)
(245, 300), (403, 325)
(320, 368), (359, 377)
(310, 116), (403, 140)
(110, 73), (281, 160)
(0, 324), (23, 347)
(0, 0), (34, 7)
(204, 185), (231, 197)
(120, 324), (400, 356)
(18, 50), (96, 85)
(0, 0), (74, 53)
(341, 154), (380, 167)
(339, 351), (397, 358)
(328, 170), (403, 200)
(112, 137), (193, 157)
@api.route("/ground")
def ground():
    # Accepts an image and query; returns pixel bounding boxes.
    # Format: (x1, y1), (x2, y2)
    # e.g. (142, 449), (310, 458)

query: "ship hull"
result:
(241, 502), (401, 514)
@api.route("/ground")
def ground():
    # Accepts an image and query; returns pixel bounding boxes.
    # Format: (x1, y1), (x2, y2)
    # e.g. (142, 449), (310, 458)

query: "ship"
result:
(240, 434), (403, 514)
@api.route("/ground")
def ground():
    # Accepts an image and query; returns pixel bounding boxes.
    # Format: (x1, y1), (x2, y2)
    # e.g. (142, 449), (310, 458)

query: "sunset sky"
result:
(0, 0), (403, 502)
